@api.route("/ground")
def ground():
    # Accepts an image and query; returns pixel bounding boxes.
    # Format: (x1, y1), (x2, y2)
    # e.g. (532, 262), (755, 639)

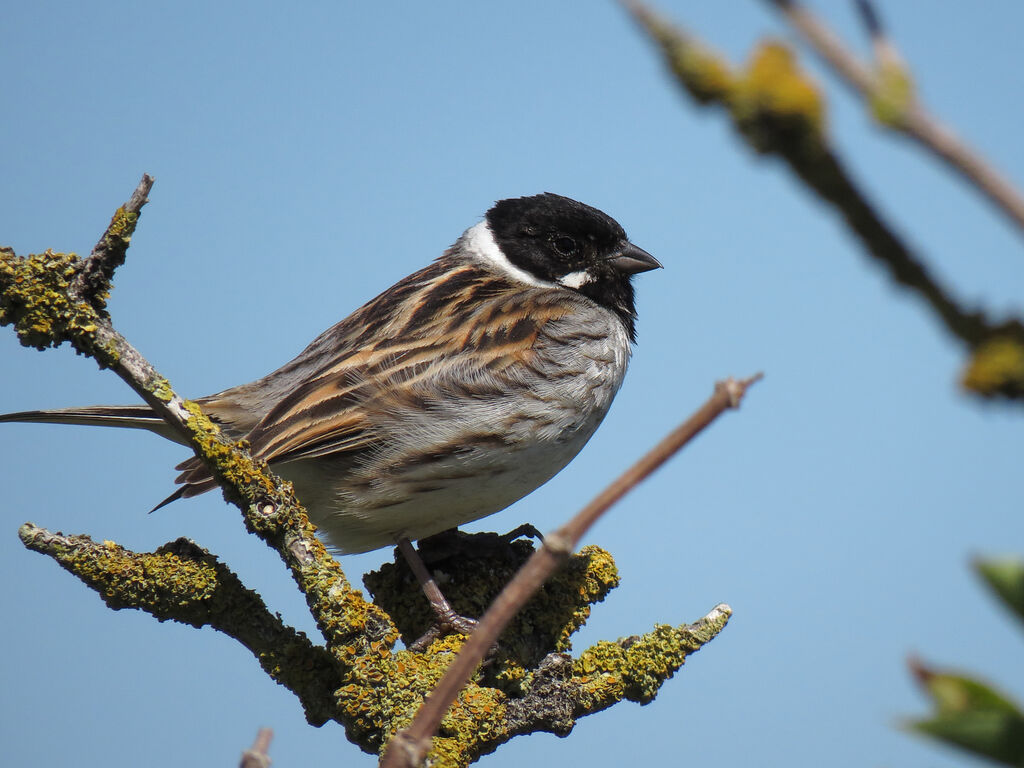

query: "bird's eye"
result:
(553, 236), (577, 256)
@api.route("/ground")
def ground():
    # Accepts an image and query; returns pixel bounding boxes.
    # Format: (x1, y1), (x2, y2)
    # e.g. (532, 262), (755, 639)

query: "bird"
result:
(2, 192), (661, 639)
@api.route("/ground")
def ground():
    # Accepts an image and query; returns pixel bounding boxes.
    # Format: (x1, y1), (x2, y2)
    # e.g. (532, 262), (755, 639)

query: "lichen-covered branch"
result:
(2, 176), (736, 766)
(510, 605), (733, 732)
(350, 537), (731, 765)
(381, 378), (758, 768)
(18, 524), (341, 726)
(0, 177), (394, 654)
(71, 174), (154, 303)
(623, 1), (1024, 401)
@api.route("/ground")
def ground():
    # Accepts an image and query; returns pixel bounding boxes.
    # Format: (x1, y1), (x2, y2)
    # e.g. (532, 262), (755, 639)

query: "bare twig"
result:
(240, 728), (273, 768)
(380, 374), (763, 768)
(766, 0), (1024, 235)
(854, 0), (904, 79)
(853, 0), (881, 39)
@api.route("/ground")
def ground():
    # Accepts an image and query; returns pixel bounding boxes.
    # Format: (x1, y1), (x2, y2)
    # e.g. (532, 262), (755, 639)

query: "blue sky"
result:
(2, 2), (1022, 766)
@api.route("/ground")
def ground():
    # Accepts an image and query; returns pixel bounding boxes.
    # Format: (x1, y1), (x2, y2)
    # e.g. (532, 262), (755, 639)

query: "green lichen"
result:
(150, 375), (177, 403)
(364, 538), (620, 695)
(630, 3), (734, 104)
(82, 205), (140, 309)
(657, 26), (734, 103)
(169, 400), (396, 661)
(179, 399), (276, 501)
(351, 540), (642, 765)
(436, 682), (508, 766)
(335, 633), (510, 761)
(20, 510), (728, 765)
(334, 634), (490, 758)
(0, 242), (382, 659)
(731, 41), (826, 154)
(962, 336), (1024, 399)
(0, 248), (108, 356)
(106, 206), (139, 241)
(18, 525), (344, 727)
(634, 9), (827, 157)
(869, 60), (915, 128)
(19, 525), (222, 619)
(574, 611), (732, 710)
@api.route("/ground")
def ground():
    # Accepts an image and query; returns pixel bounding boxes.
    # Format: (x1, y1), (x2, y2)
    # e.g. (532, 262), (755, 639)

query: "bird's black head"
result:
(485, 193), (661, 340)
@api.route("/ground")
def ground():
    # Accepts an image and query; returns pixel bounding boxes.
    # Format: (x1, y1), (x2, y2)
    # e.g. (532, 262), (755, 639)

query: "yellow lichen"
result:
(105, 206), (139, 241)
(574, 618), (730, 710)
(869, 59), (915, 128)
(176, 399), (279, 509)
(733, 41), (826, 138)
(962, 336), (1024, 398)
(661, 30), (734, 104)
(631, 4), (734, 105)
(365, 540), (620, 698)
(1, 249), (93, 347)
(30, 532), (221, 614)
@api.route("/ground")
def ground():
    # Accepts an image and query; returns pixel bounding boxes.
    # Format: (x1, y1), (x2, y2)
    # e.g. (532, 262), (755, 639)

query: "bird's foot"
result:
(500, 522), (543, 544)
(408, 604), (479, 652)
(398, 536), (483, 652)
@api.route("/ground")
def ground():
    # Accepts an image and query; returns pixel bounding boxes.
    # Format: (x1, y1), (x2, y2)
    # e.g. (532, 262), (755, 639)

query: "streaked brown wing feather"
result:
(249, 270), (571, 466)
(172, 256), (572, 490)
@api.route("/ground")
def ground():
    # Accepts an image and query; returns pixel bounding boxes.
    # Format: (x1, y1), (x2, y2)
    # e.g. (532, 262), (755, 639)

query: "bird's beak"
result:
(607, 242), (662, 274)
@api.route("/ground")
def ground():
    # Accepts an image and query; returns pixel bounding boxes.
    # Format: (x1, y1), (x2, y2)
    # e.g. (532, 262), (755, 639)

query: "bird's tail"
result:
(0, 405), (189, 445)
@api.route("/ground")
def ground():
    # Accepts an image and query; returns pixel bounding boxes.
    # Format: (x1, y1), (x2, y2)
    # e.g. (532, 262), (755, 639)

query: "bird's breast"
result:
(280, 303), (633, 554)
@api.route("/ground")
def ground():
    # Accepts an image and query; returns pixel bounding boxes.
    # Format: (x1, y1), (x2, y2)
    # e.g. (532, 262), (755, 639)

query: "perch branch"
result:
(381, 374), (762, 768)
(0, 175), (395, 656)
(3, 176), (747, 764)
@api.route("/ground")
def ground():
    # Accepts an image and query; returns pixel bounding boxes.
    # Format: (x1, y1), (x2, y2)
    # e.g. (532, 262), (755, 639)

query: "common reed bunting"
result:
(3, 193), (661, 636)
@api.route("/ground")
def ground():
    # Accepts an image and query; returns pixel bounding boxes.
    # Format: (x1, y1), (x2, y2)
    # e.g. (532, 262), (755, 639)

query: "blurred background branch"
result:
(765, 0), (1024, 235)
(624, 0), (1024, 401)
(623, 3), (1024, 766)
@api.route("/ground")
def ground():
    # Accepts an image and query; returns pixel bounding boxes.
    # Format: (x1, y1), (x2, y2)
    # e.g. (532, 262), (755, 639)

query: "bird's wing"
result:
(248, 277), (571, 466)
(172, 257), (571, 491)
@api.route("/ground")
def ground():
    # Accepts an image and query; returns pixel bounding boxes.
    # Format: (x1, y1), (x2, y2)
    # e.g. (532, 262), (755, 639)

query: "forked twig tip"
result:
(717, 372), (765, 408)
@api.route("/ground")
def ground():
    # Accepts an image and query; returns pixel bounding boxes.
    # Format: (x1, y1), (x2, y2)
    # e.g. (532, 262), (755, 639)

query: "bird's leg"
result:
(397, 537), (478, 651)
(499, 522), (544, 544)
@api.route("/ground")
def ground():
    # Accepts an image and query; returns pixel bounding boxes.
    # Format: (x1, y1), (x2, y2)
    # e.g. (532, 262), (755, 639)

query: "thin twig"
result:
(380, 374), (763, 768)
(766, 0), (1024, 235)
(240, 728), (273, 768)
(853, 0), (881, 38)
(70, 173), (154, 301)
(854, 0), (902, 75)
